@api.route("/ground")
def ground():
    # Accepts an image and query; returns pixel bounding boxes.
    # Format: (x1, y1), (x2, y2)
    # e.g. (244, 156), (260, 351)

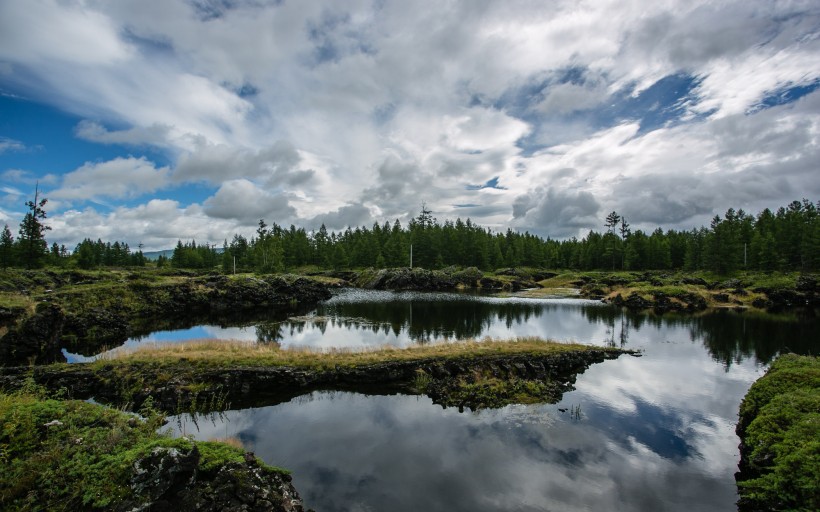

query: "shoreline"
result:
(0, 338), (633, 413)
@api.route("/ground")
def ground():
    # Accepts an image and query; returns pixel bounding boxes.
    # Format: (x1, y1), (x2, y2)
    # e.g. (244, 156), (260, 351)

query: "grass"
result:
(91, 336), (608, 370)
(0, 385), (288, 510)
(736, 354), (820, 511)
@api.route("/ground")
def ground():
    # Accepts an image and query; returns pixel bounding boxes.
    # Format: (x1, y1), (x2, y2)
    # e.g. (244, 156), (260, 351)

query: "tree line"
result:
(181, 200), (820, 274)
(0, 186), (147, 269)
(1, 191), (817, 274)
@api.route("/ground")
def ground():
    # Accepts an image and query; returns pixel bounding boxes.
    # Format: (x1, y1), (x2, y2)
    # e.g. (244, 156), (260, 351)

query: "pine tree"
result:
(18, 184), (51, 269)
(0, 224), (14, 268)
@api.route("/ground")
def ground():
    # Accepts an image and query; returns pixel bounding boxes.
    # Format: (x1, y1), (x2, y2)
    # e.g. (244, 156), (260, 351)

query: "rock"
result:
(681, 277), (708, 286)
(796, 275), (818, 292)
(0, 303), (66, 366)
(130, 446), (199, 505)
(622, 292), (652, 311)
(120, 445), (305, 512)
(713, 293), (730, 303)
(751, 298), (769, 309)
(718, 278), (742, 289)
(0, 306), (26, 328)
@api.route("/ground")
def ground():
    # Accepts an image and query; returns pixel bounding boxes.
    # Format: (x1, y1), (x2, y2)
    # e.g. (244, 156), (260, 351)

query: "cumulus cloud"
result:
(203, 179), (296, 223)
(513, 187), (601, 238)
(51, 157), (171, 202)
(305, 203), (373, 231)
(0, 0), (818, 244)
(174, 139), (308, 185)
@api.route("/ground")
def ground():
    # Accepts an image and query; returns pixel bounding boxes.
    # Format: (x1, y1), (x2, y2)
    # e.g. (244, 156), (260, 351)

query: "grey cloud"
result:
(361, 155), (436, 216)
(306, 203), (372, 231)
(203, 179), (296, 223)
(74, 120), (172, 147)
(614, 150), (819, 230)
(175, 139), (305, 185)
(535, 81), (608, 116)
(709, 92), (820, 159)
(514, 187), (601, 238)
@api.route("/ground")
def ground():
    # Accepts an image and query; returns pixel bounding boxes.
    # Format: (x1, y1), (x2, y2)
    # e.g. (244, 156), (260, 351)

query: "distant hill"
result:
(142, 247), (224, 261)
(142, 249), (174, 261)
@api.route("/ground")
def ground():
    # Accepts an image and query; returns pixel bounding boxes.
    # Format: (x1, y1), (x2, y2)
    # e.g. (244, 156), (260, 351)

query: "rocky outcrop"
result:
(608, 290), (708, 313)
(0, 303), (65, 365)
(753, 276), (820, 310)
(118, 445), (304, 512)
(358, 268), (458, 291)
(351, 267), (540, 292)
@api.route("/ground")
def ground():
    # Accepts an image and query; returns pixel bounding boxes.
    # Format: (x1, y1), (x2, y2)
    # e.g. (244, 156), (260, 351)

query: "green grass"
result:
(0, 386), (287, 510)
(736, 354), (820, 511)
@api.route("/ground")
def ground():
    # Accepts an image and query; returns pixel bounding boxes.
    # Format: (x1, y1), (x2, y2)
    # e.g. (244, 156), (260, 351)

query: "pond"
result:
(114, 289), (818, 511)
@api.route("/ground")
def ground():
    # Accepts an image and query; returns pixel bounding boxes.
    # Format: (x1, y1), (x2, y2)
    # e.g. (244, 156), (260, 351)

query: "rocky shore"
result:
(0, 390), (307, 511)
(0, 272), (331, 366)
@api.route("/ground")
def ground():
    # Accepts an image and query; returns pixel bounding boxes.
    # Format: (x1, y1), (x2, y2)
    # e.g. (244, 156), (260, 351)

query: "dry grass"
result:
(209, 436), (245, 450)
(96, 336), (604, 369)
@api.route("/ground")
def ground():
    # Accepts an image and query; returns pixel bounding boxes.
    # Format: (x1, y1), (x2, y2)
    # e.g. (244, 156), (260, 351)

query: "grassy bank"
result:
(92, 336), (604, 369)
(511, 270), (816, 310)
(1, 338), (630, 414)
(0, 387), (297, 511)
(736, 354), (820, 511)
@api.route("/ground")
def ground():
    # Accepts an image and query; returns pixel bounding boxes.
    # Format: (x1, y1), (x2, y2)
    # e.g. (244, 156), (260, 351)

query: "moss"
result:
(736, 354), (820, 511)
(0, 390), (289, 510)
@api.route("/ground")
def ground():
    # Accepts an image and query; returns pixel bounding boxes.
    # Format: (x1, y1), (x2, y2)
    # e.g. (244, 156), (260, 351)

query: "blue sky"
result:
(1, 0), (819, 250)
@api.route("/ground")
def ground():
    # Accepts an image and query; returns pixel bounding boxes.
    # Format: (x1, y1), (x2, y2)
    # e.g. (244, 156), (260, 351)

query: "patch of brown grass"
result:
(96, 336), (607, 369)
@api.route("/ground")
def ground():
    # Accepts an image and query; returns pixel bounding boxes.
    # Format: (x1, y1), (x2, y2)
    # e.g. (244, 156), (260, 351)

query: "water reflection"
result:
(71, 289), (818, 366)
(169, 383), (744, 512)
(153, 290), (819, 510)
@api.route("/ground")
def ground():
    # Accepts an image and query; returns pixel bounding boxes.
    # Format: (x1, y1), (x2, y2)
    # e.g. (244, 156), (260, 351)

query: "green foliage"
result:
(73, 238), (146, 269)
(737, 354), (820, 511)
(17, 186), (51, 269)
(0, 390), (285, 510)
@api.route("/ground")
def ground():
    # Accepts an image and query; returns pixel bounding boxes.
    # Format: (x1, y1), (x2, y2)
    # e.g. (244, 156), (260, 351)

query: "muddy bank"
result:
(0, 274), (331, 366)
(0, 348), (629, 413)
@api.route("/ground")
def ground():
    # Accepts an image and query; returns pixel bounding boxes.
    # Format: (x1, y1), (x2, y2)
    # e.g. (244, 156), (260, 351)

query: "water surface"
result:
(162, 289), (817, 511)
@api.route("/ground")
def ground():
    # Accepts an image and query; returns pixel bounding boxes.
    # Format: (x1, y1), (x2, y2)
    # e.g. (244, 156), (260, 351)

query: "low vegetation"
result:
(736, 354), (820, 511)
(0, 385), (290, 510)
(95, 336), (604, 369)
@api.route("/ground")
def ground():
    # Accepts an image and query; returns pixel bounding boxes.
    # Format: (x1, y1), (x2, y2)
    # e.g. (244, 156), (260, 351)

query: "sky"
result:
(0, 0), (819, 251)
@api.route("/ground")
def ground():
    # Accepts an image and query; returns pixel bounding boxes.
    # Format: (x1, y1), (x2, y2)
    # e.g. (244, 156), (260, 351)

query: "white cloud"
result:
(0, 0), (818, 244)
(0, 137), (25, 154)
(51, 157), (171, 202)
(0, 0), (132, 66)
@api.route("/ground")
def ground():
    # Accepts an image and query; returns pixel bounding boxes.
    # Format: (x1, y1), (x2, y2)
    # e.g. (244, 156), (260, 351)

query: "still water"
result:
(153, 289), (816, 511)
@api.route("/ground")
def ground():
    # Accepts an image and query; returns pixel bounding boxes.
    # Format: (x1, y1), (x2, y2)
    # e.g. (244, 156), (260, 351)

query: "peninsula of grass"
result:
(736, 354), (820, 511)
(91, 336), (611, 369)
(1, 338), (630, 413)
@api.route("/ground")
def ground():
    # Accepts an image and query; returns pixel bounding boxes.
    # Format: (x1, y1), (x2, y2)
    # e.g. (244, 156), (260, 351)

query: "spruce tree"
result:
(0, 224), (14, 268)
(18, 184), (51, 269)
